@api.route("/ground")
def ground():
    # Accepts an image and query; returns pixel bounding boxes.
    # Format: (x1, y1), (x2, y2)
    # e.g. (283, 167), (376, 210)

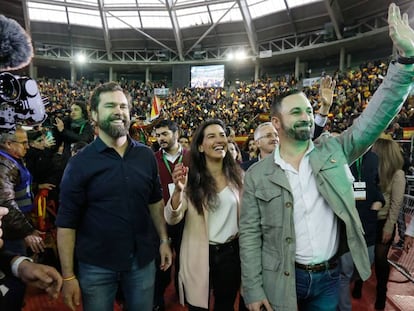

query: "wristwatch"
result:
(397, 54), (414, 65)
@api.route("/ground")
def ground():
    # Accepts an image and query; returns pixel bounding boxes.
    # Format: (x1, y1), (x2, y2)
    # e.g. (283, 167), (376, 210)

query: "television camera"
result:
(0, 72), (48, 131)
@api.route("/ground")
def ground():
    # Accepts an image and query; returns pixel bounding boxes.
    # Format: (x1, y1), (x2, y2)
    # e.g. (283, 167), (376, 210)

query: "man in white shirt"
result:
(239, 4), (414, 310)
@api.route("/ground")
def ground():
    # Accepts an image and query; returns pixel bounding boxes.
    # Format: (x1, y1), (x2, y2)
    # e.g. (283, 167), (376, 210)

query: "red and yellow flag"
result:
(150, 95), (162, 121)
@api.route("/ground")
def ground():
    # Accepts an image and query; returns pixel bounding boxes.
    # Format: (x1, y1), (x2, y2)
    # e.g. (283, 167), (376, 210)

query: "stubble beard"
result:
(284, 121), (313, 141)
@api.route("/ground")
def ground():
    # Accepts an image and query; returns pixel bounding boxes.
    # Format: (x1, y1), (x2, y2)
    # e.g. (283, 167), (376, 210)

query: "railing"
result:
(388, 190), (414, 283)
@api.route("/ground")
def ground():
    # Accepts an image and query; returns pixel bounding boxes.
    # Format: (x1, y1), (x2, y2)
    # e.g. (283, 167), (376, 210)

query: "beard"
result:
(284, 120), (313, 141)
(98, 114), (130, 138)
(159, 139), (173, 151)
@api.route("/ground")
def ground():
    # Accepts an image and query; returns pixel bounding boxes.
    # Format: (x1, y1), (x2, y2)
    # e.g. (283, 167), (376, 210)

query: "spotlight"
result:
(76, 53), (87, 64)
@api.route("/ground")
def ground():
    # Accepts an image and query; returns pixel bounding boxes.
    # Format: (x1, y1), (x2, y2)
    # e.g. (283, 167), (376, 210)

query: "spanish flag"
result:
(150, 95), (161, 121)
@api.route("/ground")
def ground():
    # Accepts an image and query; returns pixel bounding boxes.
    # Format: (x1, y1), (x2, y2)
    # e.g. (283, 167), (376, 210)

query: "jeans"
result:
(78, 259), (155, 311)
(337, 245), (375, 311)
(296, 265), (340, 311)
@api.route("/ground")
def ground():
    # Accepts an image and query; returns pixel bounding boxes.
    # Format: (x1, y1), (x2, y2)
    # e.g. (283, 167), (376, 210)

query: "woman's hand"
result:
(171, 163), (188, 192)
(54, 117), (64, 132)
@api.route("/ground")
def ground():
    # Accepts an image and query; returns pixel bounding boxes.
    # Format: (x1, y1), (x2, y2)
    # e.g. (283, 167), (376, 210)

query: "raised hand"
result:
(171, 163), (188, 192)
(319, 75), (336, 114)
(388, 3), (414, 57)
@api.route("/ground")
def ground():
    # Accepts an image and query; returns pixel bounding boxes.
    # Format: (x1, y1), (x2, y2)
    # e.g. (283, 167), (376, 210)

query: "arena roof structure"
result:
(1, 0), (413, 73)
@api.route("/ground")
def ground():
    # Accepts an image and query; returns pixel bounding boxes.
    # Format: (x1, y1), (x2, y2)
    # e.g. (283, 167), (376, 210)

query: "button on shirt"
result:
(274, 142), (339, 264)
(56, 137), (163, 271)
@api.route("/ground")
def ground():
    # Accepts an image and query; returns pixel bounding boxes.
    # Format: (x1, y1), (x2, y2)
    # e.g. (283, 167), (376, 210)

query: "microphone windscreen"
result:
(0, 14), (33, 71)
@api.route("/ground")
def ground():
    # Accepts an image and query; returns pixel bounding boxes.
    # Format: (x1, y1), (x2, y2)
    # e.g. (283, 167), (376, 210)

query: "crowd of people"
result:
(37, 62), (414, 142)
(1, 3), (414, 311)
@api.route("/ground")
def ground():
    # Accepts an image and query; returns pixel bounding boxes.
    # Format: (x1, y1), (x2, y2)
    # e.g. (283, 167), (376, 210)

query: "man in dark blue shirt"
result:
(56, 82), (172, 311)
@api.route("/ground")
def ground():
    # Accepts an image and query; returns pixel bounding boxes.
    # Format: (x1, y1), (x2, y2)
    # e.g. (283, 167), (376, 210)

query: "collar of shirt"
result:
(273, 141), (314, 171)
(95, 136), (137, 153)
(162, 144), (182, 163)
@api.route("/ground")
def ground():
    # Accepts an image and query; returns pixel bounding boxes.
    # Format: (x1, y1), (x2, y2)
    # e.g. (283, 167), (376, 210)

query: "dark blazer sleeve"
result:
(0, 250), (17, 275)
(313, 124), (325, 140)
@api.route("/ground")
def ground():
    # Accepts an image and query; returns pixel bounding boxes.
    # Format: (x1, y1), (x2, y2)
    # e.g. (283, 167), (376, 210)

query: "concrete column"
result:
(70, 63), (76, 84)
(295, 56), (300, 80)
(347, 53), (352, 69)
(145, 67), (150, 84)
(339, 47), (345, 72)
(254, 62), (260, 81)
(109, 66), (113, 82)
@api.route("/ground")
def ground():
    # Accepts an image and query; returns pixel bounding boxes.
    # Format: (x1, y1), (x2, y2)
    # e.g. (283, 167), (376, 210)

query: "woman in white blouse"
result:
(164, 119), (245, 311)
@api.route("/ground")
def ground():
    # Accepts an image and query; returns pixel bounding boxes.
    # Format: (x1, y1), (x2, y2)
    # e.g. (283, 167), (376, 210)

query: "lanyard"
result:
(162, 152), (183, 175)
(355, 157), (362, 181)
(79, 123), (85, 135)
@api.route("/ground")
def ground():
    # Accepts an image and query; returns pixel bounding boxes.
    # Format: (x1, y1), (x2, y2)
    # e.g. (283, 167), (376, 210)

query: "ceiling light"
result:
(76, 53), (87, 64)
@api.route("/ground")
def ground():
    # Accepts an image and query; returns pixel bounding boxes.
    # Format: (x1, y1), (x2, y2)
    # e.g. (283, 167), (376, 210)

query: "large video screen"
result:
(190, 65), (225, 88)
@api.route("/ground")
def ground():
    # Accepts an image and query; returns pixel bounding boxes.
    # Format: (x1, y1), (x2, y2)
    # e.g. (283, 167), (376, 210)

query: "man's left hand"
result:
(319, 75), (336, 113)
(18, 259), (63, 299)
(159, 243), (172, 271)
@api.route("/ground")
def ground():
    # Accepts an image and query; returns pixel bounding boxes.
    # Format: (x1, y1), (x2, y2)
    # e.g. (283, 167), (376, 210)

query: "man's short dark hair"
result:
(154, 119), (178, 133)
(89, 82), (131, 112)
(270, 89), (301, 116)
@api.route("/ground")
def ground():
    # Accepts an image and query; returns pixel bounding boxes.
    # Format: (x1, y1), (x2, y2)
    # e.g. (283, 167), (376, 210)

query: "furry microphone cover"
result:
(0, 14), (33, 71)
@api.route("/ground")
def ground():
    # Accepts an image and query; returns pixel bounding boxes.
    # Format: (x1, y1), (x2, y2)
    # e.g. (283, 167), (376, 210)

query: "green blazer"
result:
(240, 62), (414, 310)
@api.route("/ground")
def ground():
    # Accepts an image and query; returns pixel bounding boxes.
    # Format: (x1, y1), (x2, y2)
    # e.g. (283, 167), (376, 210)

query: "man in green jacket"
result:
(239, 3), (414, 311)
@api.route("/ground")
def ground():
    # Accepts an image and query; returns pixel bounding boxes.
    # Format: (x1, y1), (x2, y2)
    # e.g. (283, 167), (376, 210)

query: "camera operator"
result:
(53, 100), (94, 162)
(0, 12), (63, 309)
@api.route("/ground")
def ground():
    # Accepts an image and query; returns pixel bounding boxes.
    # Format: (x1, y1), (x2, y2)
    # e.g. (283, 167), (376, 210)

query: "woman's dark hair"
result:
(243, 134), (255, 152)
(71, 100), (89, 119)
(186, 119), (243, 214)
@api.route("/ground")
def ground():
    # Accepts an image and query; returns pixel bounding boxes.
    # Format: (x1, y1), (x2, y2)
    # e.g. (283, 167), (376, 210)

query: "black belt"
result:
(209, 238), (238, 253)
(295, 259), (338, 272)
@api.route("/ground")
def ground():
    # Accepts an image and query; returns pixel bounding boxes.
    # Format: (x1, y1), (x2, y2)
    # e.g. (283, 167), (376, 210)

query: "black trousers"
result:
(188, 238), (248, 311)
(374, 219), (395, 300)
(153, 219), (185, 307)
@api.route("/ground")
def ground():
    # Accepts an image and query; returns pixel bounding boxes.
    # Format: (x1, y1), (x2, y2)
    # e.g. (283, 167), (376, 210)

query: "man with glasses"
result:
(241, 122), (279, 171)
(0, 127), (44, 253)
(0, 127), (45, 310)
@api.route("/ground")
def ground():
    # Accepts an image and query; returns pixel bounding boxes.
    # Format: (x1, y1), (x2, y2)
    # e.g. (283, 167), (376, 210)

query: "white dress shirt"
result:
(274, 142), (339, 264)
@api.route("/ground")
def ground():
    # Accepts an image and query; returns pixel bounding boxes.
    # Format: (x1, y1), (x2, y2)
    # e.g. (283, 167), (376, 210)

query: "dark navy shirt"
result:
(56, 137), (163, 271)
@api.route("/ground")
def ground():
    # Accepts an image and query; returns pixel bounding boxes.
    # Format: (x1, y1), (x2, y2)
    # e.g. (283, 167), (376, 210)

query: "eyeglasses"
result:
(11, 140), (29, 146)
(257, 133), (278, 140)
